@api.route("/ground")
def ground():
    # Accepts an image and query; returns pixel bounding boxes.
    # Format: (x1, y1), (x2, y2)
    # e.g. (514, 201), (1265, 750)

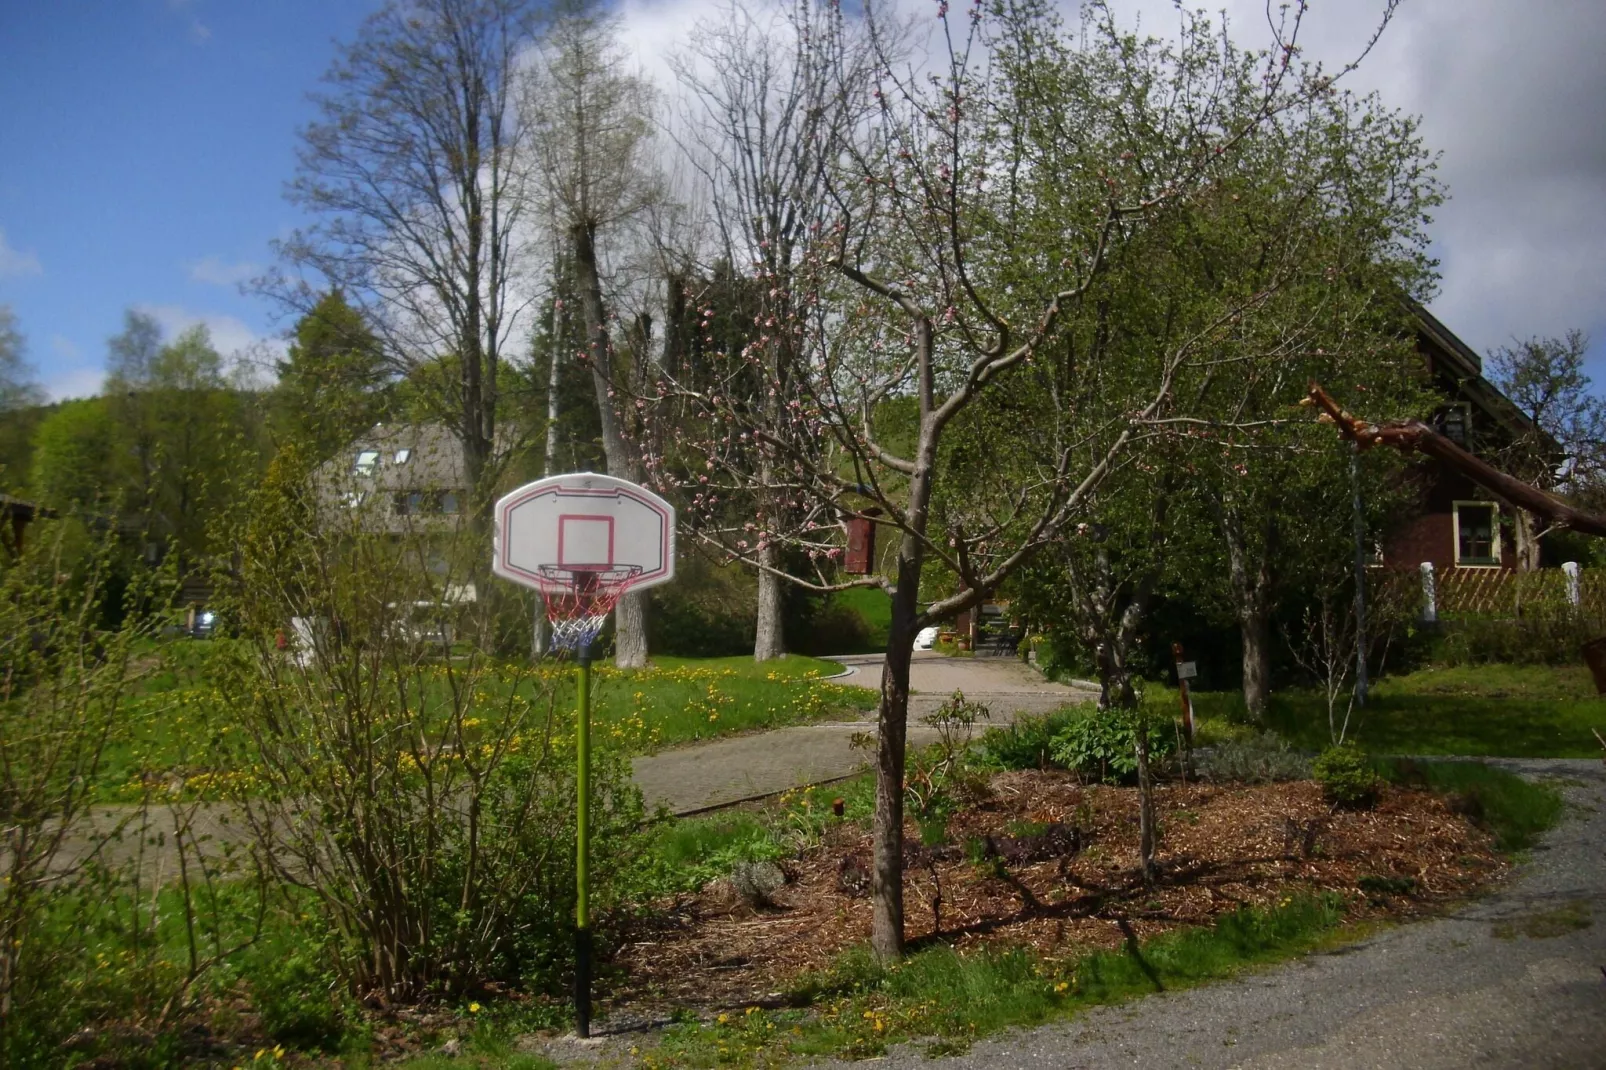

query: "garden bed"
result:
(608, 770), (1505, 1014)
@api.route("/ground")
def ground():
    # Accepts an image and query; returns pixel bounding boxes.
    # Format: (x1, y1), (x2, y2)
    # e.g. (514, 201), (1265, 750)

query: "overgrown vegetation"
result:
(1190, 663), (1606, 758)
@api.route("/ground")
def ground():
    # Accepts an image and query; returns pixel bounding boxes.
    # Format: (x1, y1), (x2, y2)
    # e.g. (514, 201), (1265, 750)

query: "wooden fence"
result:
(1372, 564), (1604, 623)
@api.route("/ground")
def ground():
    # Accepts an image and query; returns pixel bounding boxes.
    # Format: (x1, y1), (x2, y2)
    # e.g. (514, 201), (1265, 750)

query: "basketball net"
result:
(538, 565), (643, 653)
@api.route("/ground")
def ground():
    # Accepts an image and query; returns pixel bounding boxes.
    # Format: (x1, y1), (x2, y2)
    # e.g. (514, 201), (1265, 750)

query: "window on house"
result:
(394, 449), (411, 464)
(1439, 406), (1468, 446)
(439, 490), (460, 516)
(354, 449), (380, 475)
(342, 490), (366, 509)
(1454, 502), (1498, 565)
(394, 491), (428, 516)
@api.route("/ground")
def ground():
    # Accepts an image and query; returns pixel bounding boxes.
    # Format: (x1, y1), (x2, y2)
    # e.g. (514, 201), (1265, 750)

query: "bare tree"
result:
(670, 0), (876, 661)
(269, 0), (543, 527)
(528, 5), (662, 666)
(1488, 331), (1605, 567)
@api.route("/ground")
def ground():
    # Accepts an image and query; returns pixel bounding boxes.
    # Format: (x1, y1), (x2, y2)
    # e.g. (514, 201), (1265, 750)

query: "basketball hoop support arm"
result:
(575, 642), (593, 1038)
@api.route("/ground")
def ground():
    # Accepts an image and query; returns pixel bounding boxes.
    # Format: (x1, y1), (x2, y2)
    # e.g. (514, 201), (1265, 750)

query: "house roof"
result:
(310, 423), (476, 533)
(1403, 297), (1559, 455)
(0, 495), (56, 522)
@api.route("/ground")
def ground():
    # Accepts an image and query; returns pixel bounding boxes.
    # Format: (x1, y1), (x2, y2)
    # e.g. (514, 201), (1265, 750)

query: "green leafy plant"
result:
(1049, 706), (1177, 785)
(1312, 742), (1380, 808)
(1197, 732), (1312, 783)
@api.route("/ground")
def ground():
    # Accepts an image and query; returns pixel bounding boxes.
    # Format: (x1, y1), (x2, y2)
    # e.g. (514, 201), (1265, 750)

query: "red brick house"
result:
(1384, 301), (1556, 572)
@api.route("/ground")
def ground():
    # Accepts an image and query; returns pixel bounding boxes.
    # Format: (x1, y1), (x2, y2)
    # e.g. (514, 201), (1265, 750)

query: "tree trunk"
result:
(1223, 511), (1275, 720)
(873, 554), (920, 960)
(571, 219), (649, 668)
(754, 548), (787, 661)
(869, 390), (939, 959)
(1240, 608), (1272, 720)
(614, 590), (649, 668)
(1512, 509), (1542, 571)
(1134, 722), (1157, 886)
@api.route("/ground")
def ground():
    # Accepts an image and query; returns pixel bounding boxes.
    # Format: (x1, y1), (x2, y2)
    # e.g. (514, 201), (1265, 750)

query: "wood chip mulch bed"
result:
(607, 771), (1505, 1012)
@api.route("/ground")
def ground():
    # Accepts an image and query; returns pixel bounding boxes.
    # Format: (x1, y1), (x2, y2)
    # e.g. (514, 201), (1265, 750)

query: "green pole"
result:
(575, 642), (592, 1038)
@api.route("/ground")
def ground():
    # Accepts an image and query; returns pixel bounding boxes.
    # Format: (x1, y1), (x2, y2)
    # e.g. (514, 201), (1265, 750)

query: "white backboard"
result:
(492, 473), (675, 593)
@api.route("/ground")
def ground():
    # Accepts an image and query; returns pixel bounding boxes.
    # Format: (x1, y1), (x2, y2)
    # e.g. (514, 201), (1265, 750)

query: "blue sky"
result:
(0, 0), (379, 399)
(2, 0), (1603, 402)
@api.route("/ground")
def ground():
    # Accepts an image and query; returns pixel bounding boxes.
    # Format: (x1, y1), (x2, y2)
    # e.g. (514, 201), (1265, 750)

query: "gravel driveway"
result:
(825, 757), (1606, 1070)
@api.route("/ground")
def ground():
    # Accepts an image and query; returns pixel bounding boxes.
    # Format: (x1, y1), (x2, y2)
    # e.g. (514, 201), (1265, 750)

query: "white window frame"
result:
(1452, 500), (1501, 568)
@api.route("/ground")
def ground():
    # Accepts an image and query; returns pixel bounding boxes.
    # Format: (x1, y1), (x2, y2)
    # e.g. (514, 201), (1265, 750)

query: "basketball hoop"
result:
(537, 564), (643, 653)
(489, 472), (677, 1041)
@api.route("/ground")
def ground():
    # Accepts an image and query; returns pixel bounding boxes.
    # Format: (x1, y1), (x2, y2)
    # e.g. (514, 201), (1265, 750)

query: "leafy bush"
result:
(1312, 742), (1380, 808)
(1429, 616), (1599, 667)
(1196, 732), (1312, 783)
(976, 707), (1084, 770)
(650, 588), (754, 657)
(627, 813), (787, 898)
(211, 453), (646, 1004)
(790, 598), (873, 656)
(1049, 706), (1177, 785)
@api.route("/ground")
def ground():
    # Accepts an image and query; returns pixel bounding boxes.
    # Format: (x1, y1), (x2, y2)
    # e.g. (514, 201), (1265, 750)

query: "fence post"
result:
(1563, 561), (1582, 608)
(1420, 561), (1437, 623)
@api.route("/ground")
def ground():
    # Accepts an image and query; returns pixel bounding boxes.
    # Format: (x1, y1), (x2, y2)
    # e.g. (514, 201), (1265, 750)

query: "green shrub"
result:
(1049, 706), (1177, 785)
(1430, 616), (1601, 666)
(791, 599), (872, 656)
(976, 707), (1084, 770)
(1312, 742), (1380, 808)
(1197, 732), (1312, 784)
(627, 813), (788, 898)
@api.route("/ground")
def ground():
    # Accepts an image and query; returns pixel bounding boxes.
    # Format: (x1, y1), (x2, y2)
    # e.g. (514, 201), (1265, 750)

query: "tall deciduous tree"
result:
(528, 5), (662, 666)
(661, 0), (1392, 957)
(272, 0), (543, 527)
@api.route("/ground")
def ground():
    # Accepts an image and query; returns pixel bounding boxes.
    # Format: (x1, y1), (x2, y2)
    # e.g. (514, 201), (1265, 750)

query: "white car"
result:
(914, 626), (939, 650)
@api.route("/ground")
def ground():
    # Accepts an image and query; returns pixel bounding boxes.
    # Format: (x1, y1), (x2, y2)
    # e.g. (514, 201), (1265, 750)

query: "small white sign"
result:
(1176, 661), (1198, 681)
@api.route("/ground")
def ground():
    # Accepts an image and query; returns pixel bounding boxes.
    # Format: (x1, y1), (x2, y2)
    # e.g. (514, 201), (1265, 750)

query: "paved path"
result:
(63, 656), (1092, 868)
(822, 757), (1606, 1070)
(634, 654), (1094, 814)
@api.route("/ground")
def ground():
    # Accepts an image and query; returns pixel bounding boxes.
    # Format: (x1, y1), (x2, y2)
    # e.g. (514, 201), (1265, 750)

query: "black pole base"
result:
(575, 925), (592, 1038)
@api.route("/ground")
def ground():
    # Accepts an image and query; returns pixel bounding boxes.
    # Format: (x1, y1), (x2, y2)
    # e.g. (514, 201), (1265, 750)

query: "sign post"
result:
(1172, 642), (1197, 744)
(491, 473), (676, 1039)
(574, 643), (592, 1038)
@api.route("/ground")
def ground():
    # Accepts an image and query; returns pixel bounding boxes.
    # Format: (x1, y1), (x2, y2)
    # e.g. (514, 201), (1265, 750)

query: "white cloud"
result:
(43, 365), (105, 402)
(133, 303), (285, 364)
(1098, 0), (1606, 371)
(0, 227), (42, 278)
(615, 0), (1606, 375)
(187, 255), (260, 287)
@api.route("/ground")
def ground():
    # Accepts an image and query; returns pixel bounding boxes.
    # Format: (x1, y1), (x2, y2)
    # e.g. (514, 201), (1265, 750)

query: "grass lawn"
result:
(1189, 663), (1606, 758)
(574, 653), (874, 749)
(828, 586), (891, 653)
(101, 644), (874, 794)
